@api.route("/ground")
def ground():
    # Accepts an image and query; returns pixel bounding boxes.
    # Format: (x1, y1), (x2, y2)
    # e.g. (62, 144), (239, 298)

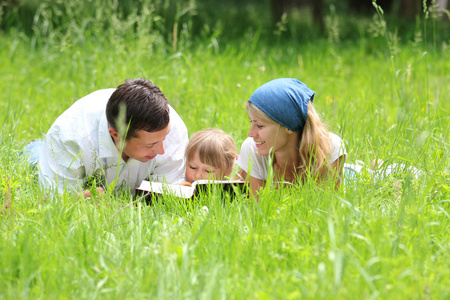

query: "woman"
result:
(236, 78), (347, 196)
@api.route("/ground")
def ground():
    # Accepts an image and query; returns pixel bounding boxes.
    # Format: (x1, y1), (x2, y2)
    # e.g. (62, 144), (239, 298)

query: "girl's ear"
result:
(286, 128), (293, 135)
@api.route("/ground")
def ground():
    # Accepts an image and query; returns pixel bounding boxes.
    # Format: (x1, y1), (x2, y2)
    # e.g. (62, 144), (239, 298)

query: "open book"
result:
(136, 179), (247, 199)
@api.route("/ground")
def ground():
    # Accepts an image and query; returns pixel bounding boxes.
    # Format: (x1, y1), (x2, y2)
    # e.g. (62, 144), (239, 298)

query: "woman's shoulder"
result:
(240, 137), (257, 151)
(237, 137), (267, 163)
(328, 132), (343, 143)
(328, 132), (347, 161)
(236, 137), (269, 181)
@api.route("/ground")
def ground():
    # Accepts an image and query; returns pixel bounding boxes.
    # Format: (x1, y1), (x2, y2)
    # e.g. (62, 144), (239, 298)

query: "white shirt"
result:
(236, 133), (347, 181)
(38, 88), (188, 194)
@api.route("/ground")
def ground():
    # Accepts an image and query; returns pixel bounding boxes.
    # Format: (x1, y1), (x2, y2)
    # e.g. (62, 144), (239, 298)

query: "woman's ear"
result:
(286, 128), (293, 135)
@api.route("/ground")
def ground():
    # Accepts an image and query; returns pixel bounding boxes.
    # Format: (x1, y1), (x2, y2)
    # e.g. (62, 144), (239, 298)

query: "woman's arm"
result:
(331, 154), (347, 187)
(236, 169), (265, 199)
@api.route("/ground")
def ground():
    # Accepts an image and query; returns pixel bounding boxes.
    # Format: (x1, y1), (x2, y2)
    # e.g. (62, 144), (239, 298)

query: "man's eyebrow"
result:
(142, 141), (158, 146)
(145, 135), (167, 146)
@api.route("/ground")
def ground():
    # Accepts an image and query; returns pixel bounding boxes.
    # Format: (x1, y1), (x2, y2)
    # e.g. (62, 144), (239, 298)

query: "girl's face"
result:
(247, 113), (293, 156)
(185, 151), (231, 183)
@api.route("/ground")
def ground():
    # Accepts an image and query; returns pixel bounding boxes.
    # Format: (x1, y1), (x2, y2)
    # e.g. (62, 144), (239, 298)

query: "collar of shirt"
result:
(98, 111), (122, 159)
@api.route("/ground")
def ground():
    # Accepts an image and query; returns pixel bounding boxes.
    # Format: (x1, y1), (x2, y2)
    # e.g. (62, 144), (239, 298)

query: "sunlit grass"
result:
(1, 2), (450, 298)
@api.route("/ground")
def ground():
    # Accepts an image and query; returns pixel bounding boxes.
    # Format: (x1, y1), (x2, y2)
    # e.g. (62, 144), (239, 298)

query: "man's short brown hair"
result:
(106, 78), (170, 139)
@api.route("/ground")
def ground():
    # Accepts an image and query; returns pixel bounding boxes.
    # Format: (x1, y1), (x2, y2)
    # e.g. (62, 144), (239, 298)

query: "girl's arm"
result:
(236, 169), (265, 199)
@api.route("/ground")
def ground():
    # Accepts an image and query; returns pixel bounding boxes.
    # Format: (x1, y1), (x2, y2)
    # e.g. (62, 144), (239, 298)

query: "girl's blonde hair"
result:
(185, 129), (237, 171)
(246, 101), (332, 182)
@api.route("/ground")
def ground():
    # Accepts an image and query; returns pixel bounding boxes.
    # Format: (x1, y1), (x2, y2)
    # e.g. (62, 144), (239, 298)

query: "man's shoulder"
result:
(52, 88), (114, 121)
(74, 88), (115, 108)
(167, 104), (188, 135)
(168, 104), (184, 122)
(46, 89), (115, 143)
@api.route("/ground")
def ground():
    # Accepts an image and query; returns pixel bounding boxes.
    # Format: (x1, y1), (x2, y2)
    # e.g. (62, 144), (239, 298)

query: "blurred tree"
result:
(270, 0), (325, 32)
(0, 0), (447, 39)
(270, 0), (449, 23)
(398, 0), (449, 19)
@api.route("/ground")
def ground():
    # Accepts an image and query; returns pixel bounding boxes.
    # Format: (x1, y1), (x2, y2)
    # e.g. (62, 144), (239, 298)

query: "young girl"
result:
(236, 78), (347, 196)
(181, 129), (238, 186)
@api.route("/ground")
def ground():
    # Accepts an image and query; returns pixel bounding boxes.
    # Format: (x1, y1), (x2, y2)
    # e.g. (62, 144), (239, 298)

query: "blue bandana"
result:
(248, 78), (315, 132)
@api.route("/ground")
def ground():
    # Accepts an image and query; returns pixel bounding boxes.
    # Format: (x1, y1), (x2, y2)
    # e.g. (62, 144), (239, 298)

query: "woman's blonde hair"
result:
(298, 103), (332, 181)
(185, 129), (237, 172)
(246, 101), (277, 124)
(246, 101), (332, 182)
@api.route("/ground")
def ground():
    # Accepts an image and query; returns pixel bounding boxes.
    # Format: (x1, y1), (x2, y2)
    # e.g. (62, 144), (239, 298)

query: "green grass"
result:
(1, 2), (450, 299)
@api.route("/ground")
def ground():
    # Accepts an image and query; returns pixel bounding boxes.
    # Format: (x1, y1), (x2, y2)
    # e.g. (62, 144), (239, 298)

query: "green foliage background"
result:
(1, 0), (449, 298)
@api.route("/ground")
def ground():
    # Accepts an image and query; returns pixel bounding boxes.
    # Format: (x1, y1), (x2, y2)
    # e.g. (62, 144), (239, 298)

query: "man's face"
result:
(110, 123), (171, 162)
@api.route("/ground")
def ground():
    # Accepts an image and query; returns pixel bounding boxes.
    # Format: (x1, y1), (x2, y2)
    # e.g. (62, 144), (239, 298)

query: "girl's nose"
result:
(196, 170), (204, 180)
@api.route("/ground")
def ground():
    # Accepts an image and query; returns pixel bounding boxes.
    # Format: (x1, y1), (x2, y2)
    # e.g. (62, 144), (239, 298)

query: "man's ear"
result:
(108, 127), (120, 143)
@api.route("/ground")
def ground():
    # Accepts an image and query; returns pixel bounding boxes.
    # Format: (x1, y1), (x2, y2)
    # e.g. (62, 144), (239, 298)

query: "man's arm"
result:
(38, 133), (86, 194)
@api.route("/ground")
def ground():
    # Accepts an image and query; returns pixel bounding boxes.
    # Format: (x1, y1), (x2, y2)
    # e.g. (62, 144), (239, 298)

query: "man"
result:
(38, 78), (188, 195)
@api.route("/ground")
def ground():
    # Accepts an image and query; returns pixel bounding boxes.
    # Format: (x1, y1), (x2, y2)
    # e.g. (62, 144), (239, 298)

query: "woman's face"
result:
(247, 113), (293, 156)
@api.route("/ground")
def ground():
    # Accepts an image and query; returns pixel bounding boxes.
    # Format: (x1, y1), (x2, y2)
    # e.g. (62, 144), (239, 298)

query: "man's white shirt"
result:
(38, 88), (188, 194)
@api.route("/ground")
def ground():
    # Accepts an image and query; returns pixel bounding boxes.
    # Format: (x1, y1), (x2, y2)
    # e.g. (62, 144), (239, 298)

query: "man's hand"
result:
(83, 187), (105, 198)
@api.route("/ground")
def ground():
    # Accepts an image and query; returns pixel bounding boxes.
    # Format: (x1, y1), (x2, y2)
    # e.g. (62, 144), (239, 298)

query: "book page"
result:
(137, 181), (195, 198)
(193, 179), (245, 186)
(137, 179), (247, 199)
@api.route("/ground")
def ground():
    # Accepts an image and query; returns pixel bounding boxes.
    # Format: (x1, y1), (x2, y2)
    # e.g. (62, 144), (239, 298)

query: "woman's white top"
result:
(236, 133), (347, 181)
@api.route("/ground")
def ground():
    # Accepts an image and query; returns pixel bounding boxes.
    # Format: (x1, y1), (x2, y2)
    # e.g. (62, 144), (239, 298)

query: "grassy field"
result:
(1, 1), (450, 298)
